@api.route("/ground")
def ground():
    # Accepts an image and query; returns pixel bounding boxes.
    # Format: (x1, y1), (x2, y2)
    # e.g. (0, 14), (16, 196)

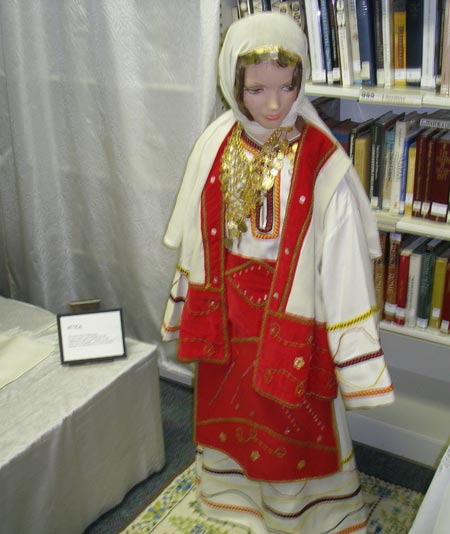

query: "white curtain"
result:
(0, 0), (221, 382)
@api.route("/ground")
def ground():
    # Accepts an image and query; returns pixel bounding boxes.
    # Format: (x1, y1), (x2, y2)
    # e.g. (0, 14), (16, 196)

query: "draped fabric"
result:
(0, 0), (221, 381)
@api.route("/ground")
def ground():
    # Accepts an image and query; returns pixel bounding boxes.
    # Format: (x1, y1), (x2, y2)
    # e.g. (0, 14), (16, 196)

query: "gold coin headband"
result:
(237, 46), (301, 68)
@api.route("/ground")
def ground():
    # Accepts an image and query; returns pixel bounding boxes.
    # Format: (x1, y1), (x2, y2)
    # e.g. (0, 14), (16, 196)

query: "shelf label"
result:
(358, 88), (423, 106)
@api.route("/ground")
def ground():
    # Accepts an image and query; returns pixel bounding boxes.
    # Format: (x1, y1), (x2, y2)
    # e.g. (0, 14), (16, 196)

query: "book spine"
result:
(320, 0), (335, 83)
(374, 0), (385, 85)
(327, 0), (342, 82)
(412, 131), (431, 217)
(374, 230), (388, 321)
(429, 254), (450, 329)
(369, 123), (382, 208)
(440, 0), (450, 96)
(422, 132), (442, 218)
(419, 117), (450, 129)
(305, 0), (327, 83)
(398, 137), (414, 216)
(416, 251), (437, 328)
(347, 0), (362, 83)
(421, 0), (439, 90)
(406, 249), (425, 327)
(381, 128), (395, 211)
(429, 135), (450, 222)
(394, 250), (411, 325)
(355, 0), (377, 85)
(336, 0), (354, 86)
(393, 0), (407, 86)
(404, 142), (417, 217)
(381, 0), (395, 87)
(384, 231), (402, 322)
(405, 0), (423, 85)
(440, 259), (450, 333)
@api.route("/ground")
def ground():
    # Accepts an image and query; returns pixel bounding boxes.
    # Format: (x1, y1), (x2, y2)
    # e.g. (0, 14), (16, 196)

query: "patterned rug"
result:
(121, 462), (423, 534)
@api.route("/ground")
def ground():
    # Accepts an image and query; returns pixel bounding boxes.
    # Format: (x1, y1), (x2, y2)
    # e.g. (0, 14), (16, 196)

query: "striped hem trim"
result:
(342, 385), (394, 399)
(199, 493), (263, 519)
(327, 307), (378, 332)
(162, 322), (180, 333)
(335, 350), (383, 368)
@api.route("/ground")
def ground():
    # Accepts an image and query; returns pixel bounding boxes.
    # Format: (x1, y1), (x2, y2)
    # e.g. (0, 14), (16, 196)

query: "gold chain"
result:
(220, 123), (292, 245)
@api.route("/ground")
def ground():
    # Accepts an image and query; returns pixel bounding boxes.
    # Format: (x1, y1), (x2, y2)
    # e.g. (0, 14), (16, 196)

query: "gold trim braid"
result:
(238, 46), (300, 67)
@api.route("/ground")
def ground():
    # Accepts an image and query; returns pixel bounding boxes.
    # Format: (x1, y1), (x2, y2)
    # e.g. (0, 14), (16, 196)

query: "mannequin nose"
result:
(267, 92), (280, 111)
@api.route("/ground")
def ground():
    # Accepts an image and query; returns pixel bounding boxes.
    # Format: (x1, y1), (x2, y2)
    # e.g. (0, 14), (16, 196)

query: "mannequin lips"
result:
(265, 114), (281, 121)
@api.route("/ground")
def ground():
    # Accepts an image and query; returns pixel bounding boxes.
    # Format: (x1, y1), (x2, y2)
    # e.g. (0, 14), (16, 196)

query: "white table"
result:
(0, 297), (165, 534)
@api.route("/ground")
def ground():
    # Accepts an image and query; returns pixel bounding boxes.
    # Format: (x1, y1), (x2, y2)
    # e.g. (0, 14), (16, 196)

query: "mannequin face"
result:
(242, 60), (298, 130)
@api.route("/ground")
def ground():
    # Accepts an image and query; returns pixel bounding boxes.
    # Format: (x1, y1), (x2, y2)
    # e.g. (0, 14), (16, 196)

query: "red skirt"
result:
(195, 251), (339, 481)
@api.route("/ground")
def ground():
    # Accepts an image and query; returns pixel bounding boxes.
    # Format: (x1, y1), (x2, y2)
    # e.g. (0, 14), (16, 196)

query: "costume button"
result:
(293, 356), (305, 370)
(250, 450), (260, 461)
(211, 228), (217, 236)
(219, 432), (227, 442)
(273, 292), (279, 299)
(297, 460), (306, 470)
(299, 195), (306, 204)
(210, 175), (216, 184)
(284, 247), (290, 255)
(213, 276), (218, 284)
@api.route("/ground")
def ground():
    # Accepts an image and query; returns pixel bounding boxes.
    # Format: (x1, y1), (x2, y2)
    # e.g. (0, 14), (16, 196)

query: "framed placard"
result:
(57, 309), (126, 365)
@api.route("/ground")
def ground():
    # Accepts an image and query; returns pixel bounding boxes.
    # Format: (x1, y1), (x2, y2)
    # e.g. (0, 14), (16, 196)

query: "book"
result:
(369, 111), (402, 209)
(392, 0), (407, 86)
(440, 0), (450, 96)
(305, 0), (327, 83)
(405, 0), (424, 85)
(397, 129), (424, 216)
(405, 239), (431, 327)
(311, 96), (341, 122)
(429, 131), (450, 222)
(381, 0), (395, 87)
(421, 129), (446, 218)
(388, 111), (422, 214)
(440, 251), (450, 333)
(412, 128), (440, 217)
(349, 116), (376, 160)
(320, 0), (339, 84)
(373, 0), (385, 85)
(374, 230), (388, 321)
(381, 126), (396, 211)
(355, 0), (377, 85)
(416, 239), (448, 328)
(347, 0), (363, 84)
(330, 118), (359, 154)
(403, 141), (417, 217)
(421, 0), (439, 90)
(419, 110), (450, 130)
(429, 244), (450, 329)
(335, 0), (354, 86)
(383, 231), (403, 322)
(395, 235), (430, 325)
(354, 131), (371, 194)
(237, 0), (255, 16)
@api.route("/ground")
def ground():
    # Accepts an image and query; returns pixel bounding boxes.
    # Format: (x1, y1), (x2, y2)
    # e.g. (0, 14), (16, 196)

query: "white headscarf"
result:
(165, 12), (381, 261)
(218, 12), (329, 138)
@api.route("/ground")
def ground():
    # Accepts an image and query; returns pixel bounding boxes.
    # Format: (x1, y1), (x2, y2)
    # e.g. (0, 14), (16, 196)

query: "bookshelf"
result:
(306, 86), (450, 470)
(222, 0), (450, 469)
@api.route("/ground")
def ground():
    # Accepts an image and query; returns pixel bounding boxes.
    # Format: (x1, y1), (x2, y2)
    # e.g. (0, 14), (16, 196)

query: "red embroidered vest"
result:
(179, 123), (338, 408)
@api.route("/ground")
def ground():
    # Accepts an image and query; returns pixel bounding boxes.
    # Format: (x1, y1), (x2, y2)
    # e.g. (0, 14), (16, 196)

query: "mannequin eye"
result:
(244, 87), (263, 95)
(282, 84), (295, 92)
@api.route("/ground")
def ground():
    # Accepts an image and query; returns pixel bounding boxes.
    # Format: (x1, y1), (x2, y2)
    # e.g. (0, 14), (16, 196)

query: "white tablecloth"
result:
(409, 444), (450, 534)
(0, 297), (165, 534)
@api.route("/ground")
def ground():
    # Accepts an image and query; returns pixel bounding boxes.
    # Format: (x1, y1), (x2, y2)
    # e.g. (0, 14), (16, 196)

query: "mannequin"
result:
(162, 12), (394, 534)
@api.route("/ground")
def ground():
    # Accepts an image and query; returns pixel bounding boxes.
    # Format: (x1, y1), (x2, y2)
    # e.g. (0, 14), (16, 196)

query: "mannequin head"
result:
(218, 13), (309, 138)
(234, 54), (303, 128)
